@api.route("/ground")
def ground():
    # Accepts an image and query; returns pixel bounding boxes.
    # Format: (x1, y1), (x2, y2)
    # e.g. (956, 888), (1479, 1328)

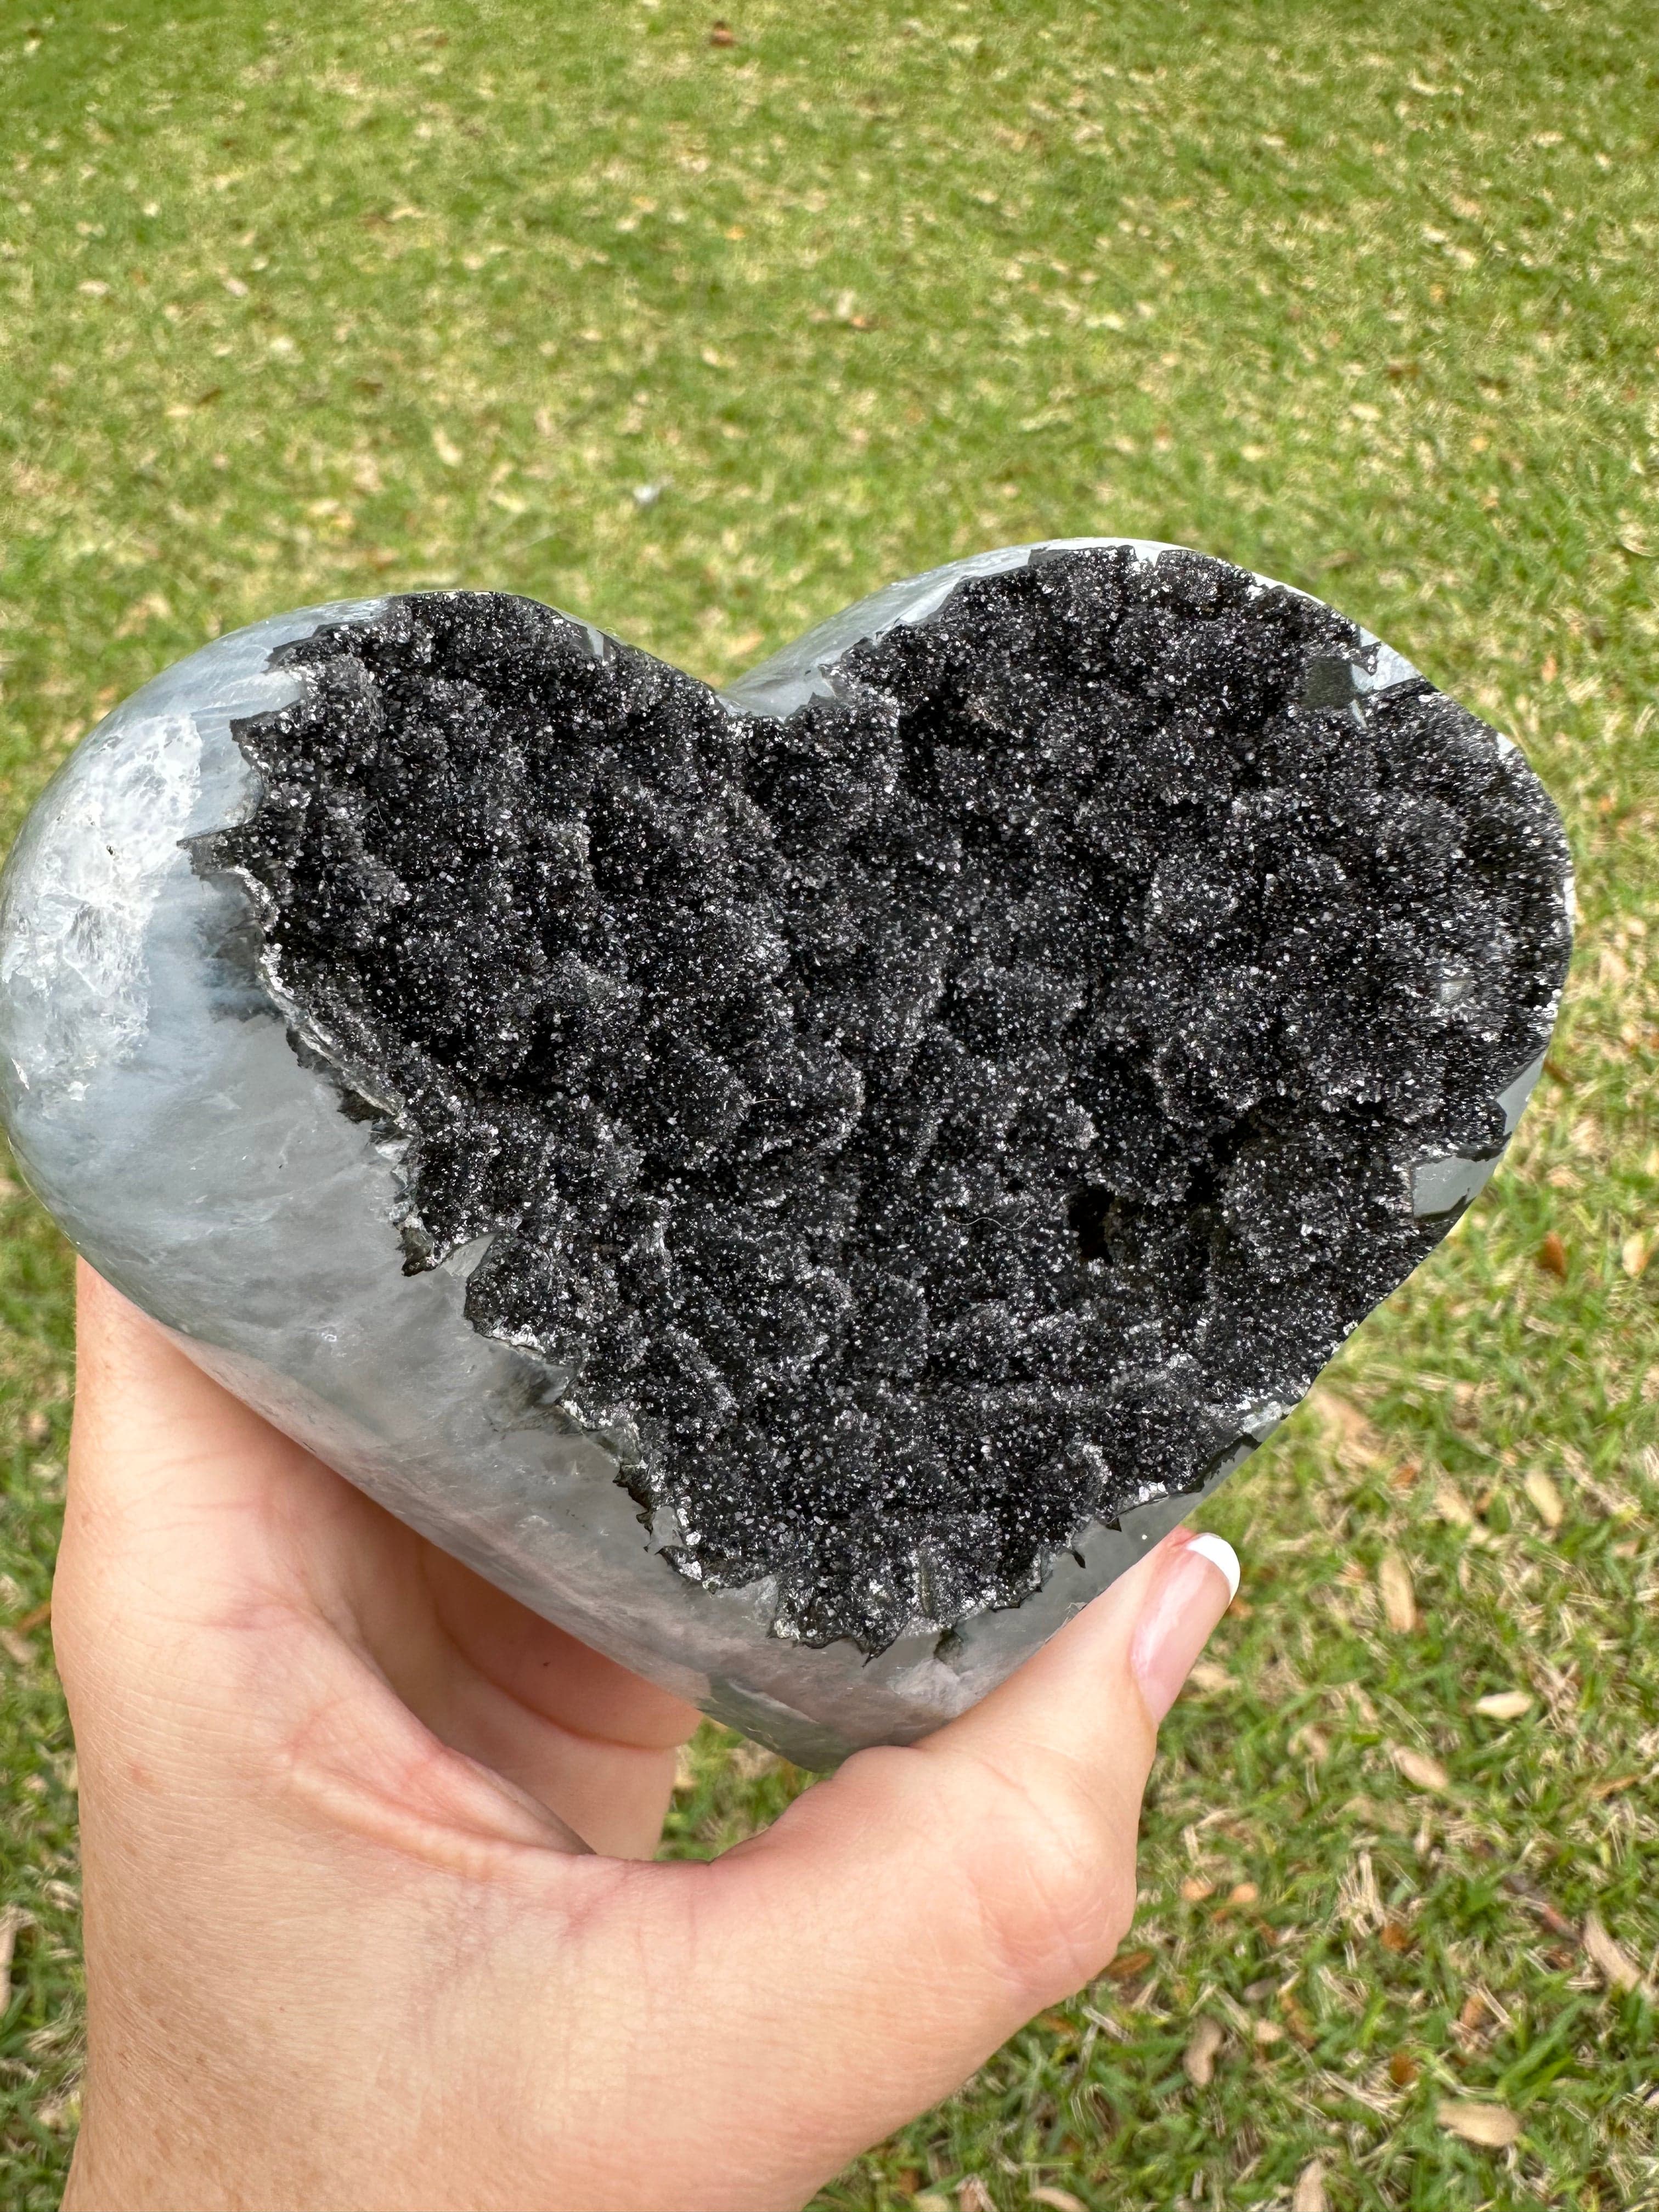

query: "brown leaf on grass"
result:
(1392, 1745), (1450, 1793)
(729, 1741), (781, 1780)
(1103, 1947), (1154, 1982)
(1380, 1918), (1413, 1953)
(1180, 1877), (1215, 1903)
(1523, 1470), (1564, 1530)
(958, 2180), (997, 2212)
(1536, 1231), (1568, 1278)
(1379, 1550), (1418, 1632)
(13, 1599), (49, 1634)
(1434, 1479), (1476, 1528)
(1502, 1872), (1574, 1937)
(1389, 2049), (1419, 2087)
(1182, 2016), (1224, 2087)
(1473, 1689), (1534, 1720)
(1307, 1386), (1386, 1468)
(1437, 2100), (1522, 2147)
(0, 1904), (27, 2014)
(1029, 2191), (1087, 2212)
(708, 17), (737, 43)
(1227, 1881), (1260, 1906)
(1291, 2160), (1328, 2212)
(1583, 1911), (1646, 1994)
(114, 590), (172, 638)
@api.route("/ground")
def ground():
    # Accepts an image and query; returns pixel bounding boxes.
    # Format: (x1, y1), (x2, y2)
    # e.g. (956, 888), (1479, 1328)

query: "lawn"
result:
(2, 0), (1656, 2204)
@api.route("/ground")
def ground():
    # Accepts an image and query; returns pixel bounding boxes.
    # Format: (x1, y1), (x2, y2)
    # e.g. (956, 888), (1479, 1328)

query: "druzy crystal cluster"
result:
(0, 541), (1573, 1756)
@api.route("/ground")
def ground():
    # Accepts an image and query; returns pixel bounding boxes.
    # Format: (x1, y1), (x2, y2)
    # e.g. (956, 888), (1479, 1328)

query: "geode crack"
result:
(194, 548), (1571, 1650)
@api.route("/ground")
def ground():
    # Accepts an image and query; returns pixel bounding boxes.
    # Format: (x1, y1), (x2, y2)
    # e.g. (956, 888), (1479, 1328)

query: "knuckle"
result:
(42, 1544), (95, 1701)
(948, 1748), (1139, 2007)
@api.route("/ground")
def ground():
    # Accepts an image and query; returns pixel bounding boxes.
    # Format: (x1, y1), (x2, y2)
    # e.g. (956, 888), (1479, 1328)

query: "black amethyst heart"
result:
(0, 541), (1572, 1761)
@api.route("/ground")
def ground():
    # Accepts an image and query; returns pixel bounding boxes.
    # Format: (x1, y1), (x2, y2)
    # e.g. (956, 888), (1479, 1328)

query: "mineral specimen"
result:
(0, 541), (1572, 1760)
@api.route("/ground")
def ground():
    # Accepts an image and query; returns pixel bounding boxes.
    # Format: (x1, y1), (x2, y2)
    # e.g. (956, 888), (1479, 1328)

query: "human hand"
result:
(54, 1263), (1238, 2212)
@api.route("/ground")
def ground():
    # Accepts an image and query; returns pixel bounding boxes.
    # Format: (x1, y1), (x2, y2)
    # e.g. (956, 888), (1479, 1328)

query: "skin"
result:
(54, 1263), (1234, 2212)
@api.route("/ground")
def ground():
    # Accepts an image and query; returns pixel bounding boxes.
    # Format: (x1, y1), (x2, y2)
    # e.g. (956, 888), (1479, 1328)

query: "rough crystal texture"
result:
(189, 546), (1572, 1652)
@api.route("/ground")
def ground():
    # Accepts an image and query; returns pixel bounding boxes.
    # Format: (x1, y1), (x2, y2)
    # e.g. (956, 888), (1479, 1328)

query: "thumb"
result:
(685, 1524), (1239, 2188)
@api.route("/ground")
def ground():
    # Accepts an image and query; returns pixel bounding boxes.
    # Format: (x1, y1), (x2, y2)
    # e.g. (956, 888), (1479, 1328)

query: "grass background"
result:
(1, 0), (1656, 2203)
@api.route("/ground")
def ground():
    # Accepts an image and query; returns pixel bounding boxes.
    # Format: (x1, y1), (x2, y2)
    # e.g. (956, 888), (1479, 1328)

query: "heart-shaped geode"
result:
(0, 541), (1571, 1761)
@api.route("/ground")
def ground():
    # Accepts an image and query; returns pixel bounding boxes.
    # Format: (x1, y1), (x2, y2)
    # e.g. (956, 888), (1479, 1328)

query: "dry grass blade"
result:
(1523, 1469), (1565, 1529)
(1437, 2100), (1523, 2147)
(1379, 1549), (1418, 1632)
(1183, 2016), (1225, 2087)
(1622, 1231), (1651, 1278)
(1583, 1911), (1645, 1994)
(958, 2179), (998, 2212)
(1473, 1689), (1535, 1720)
(1392, 1744), (1451, 1793)
(1291, 2159), (1328, 2212)
(1029, 2191), (1088, 2212)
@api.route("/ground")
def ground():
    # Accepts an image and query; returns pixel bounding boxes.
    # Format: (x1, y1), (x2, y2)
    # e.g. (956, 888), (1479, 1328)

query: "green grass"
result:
(2, 0), (1657, 2202)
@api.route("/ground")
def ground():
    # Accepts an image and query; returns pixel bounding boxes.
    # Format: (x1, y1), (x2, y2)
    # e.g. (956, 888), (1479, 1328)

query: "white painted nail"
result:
(1186, 1531), (1241, 1604)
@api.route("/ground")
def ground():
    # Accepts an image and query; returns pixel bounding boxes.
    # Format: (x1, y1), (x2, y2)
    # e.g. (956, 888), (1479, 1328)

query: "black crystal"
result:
(195, 548), (1572, 1649)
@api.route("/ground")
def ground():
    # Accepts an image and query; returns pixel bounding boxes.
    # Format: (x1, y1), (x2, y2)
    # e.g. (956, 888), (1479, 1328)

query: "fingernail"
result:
(1131, 1532), (1242, 1724)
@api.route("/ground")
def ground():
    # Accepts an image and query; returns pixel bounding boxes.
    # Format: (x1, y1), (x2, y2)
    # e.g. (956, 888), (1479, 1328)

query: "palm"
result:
(69, 1278), (697, 1863)
(60, 1263), (1227, 2212)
